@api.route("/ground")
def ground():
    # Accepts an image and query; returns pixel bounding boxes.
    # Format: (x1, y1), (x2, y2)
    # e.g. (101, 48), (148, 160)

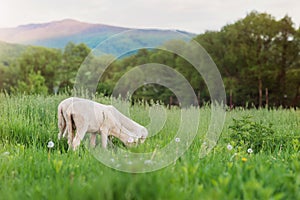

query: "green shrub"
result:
(228, 115), (276, 152)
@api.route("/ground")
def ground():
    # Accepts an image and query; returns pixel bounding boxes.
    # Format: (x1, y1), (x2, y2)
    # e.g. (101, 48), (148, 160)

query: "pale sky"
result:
(0, 0), (299, 33)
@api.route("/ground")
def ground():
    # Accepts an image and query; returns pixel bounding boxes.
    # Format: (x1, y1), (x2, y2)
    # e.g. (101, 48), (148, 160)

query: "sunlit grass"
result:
(0, 94), (299, 199)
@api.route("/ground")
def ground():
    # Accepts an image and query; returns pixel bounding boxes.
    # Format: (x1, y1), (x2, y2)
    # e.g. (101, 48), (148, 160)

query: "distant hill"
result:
(0, 19), (195, 55)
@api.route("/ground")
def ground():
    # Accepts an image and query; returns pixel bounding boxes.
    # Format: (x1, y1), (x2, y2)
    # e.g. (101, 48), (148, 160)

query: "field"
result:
(0, 94), (299, 200)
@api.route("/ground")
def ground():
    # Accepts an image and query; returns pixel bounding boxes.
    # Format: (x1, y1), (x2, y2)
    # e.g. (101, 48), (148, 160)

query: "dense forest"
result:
(0, 11), (299, 107)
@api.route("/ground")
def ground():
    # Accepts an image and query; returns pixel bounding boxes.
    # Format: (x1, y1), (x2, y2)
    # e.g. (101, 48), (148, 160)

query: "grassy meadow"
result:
(0, 94), (299, 200)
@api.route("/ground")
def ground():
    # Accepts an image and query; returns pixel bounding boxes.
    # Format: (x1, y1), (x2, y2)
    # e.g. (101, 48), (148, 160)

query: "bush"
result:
(228, 115), (277, 152)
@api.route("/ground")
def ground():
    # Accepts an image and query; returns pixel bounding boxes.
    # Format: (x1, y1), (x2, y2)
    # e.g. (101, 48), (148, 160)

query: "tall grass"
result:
(0, 94), (299, 199)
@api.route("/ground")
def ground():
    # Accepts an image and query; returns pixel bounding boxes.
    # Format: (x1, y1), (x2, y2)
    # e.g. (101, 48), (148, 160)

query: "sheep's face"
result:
(110, 131), (138, 147)
(110, 127), (148, 147)
(126, 128), (148, 145)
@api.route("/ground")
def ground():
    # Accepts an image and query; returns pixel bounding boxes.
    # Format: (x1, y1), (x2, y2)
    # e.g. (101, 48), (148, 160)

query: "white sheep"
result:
(63, 99), (148, 150)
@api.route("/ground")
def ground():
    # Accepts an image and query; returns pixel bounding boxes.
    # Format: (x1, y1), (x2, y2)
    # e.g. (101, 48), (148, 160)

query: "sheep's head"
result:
(127, 128), (148, 145)
(110, 127), (148, 147)
(110, 128), (138, 147)
(126, 130), (148, 146)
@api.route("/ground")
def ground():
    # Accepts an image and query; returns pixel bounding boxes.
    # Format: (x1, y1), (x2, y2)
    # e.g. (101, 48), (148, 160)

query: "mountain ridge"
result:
(0, 19), (195, 54)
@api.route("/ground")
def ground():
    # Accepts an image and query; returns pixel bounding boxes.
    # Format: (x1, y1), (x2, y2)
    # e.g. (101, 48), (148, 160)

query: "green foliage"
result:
(0, 41), (27, 67)
(1, 42), (91, 94)
(227, 113), (300, 153)
(196, 11), (300, 107)
(6, 46), (62, 94)
(16, 71), (48, 95)
(228, 116), (276, 152)
(59, 42), (91, 90)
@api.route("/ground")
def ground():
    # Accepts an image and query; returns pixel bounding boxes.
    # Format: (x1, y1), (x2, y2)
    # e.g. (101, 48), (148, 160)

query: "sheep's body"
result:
(59, 98), (148, 150)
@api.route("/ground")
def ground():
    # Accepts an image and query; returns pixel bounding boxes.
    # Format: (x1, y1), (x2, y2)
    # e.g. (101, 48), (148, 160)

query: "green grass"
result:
(0, 94), (299, 200)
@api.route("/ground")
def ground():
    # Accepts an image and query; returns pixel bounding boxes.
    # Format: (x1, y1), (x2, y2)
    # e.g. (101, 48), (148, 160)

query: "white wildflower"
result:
(47, 141), (54, 148)
(247, 148), (253, 154)
(227, 144), (233, 151)
(175, 137), (180, 143)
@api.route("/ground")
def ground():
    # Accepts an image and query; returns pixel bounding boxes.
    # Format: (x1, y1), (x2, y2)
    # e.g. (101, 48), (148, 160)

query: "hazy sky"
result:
(0, 0), (299, 33)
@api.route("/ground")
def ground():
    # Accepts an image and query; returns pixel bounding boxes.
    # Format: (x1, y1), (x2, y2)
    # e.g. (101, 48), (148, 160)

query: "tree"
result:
(195, 11), (300, 107)
(195, 30), (239, 105)
(286, 27), (300, 107)
(16, 71), (48, 95)
(273, 16), (299, 106)
(12, 46), (62, 94)
(227, 12), (279, 107)
(59, 42), (91, 91)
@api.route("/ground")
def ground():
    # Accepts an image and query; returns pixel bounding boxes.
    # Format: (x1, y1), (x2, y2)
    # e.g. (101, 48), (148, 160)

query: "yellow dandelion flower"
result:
(242, 157), (247, 162)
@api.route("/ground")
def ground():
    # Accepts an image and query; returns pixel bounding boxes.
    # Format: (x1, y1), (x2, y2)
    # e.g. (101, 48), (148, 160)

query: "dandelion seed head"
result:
(175, 137), (180, 143)
(247, 148), (253, 154)
(227, 144), (233, 151)
(47, 141), (54, 148)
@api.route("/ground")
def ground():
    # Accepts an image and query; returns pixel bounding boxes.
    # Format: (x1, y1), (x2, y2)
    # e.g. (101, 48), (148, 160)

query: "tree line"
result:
(196, 11), (300, 107)
(0, 11), (299, 107)
(0, 42), (91, 94)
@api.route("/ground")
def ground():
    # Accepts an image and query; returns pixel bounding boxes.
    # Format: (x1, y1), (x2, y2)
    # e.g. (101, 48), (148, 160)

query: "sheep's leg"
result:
(62, 128), (68, 139)
(72, 116), (88, 151)
(100, 127), (109, 149)
(72, 134), (81, 151)
(57, 107), (66, 140)
(66, 113), (74, 151)
(58, 132), (62, 140)
(90, 133), (97, 148)
(100, 111), (111, 149)
(61, 113), (68, 139)
(67, 129), (74, 151)
(102, 133), (108, 148)
(58, 131), (63, 140)
(72, 127), (87, 151)
(62, 113), (68, 138)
